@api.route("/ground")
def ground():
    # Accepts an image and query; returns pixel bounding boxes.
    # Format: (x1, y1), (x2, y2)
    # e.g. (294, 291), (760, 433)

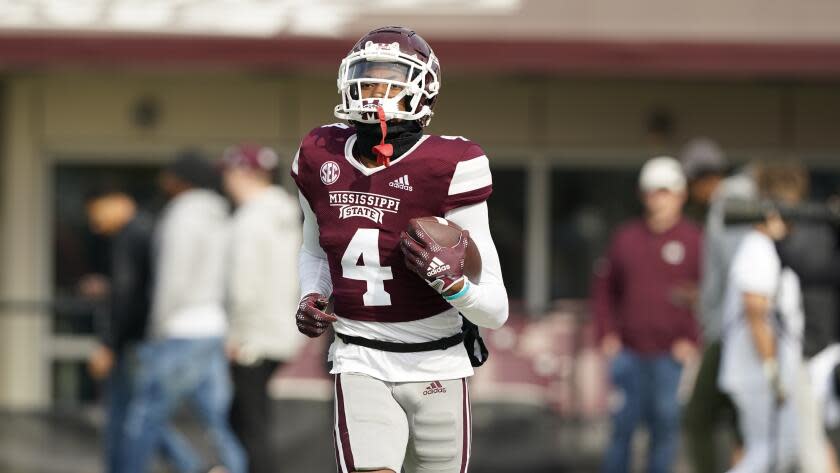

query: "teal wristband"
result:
(443, 279), (471, 301)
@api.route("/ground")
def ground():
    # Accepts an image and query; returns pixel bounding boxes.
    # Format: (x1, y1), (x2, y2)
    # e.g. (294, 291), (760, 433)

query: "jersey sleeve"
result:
(290, 127), (322, 203)
(731, 234), (780, 296)
(444, 202), (508, 329)
(441, 142), (493, 214)
(290, 145), (312, 203)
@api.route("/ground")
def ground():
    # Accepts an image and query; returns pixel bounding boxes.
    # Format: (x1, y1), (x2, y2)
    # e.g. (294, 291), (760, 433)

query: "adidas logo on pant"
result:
(389, 175), (413, 191)
(422, 380), (447, 396)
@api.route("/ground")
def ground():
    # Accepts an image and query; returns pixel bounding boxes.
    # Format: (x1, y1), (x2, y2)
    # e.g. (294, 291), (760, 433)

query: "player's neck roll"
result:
(353, 120), (423, 161)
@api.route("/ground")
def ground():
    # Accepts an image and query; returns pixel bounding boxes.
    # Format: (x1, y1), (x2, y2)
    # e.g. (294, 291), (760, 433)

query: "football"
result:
(406, 216), (482, 282)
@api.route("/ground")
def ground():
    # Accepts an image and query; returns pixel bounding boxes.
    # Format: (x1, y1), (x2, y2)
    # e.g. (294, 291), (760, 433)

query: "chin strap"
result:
(371, 105), (393, 167)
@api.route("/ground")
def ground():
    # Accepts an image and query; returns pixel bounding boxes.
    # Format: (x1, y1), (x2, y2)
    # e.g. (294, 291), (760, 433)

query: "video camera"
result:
(723, 197), (840, 226)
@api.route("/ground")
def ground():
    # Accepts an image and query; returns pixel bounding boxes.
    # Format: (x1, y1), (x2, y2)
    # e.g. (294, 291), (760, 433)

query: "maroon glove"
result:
(296, 293), (337, 338)
(400, 229), (469, 293)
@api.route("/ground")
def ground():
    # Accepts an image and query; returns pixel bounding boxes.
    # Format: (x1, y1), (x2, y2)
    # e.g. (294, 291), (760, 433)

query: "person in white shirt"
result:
(121, 151), (246, 473)
(221, 144), (306, 473)
(718, 162), (838, 473)
(718, 211), (802, 473)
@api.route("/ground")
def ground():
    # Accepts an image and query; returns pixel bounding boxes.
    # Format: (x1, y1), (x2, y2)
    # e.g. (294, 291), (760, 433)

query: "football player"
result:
(291, 26), (509, 473)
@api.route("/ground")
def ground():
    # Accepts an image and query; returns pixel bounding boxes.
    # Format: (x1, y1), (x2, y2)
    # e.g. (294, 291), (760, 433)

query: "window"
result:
(550, 168), (642, 300)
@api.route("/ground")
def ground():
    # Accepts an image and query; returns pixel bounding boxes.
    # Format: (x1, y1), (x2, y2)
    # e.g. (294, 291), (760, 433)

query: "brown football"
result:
(406, 216), (482, 282)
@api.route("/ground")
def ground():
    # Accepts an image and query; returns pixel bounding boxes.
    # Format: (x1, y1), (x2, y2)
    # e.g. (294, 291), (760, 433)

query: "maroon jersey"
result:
(292, 123), (492, 323)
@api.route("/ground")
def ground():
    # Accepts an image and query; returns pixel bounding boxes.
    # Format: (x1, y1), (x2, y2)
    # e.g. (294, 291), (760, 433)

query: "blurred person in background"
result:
(121, 151), (246, 473)
(83, 186), (190, 473)
(716, 169), (804, 473)
(592, 156), (702, 473)
(772, 164), (840, 362)
(679, 137), (730, 224)
(812, 347), (840, 466)
(683, 160), (758, 473)
(776, 184), (840, 469)
(767, 163), (840, 472)
(220, 144), (305, 473)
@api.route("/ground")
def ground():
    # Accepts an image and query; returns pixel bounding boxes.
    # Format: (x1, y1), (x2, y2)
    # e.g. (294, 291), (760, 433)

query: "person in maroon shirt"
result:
(591, 156), (702, 473)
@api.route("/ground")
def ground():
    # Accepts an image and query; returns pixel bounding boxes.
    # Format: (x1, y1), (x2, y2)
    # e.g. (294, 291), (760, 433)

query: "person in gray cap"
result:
(680, 137), (730, 223)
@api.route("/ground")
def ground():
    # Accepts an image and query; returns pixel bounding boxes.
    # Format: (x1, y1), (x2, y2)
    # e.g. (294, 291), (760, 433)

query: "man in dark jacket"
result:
(85, 186), (194, 473)
(86, 188), (153, 370)
(778, 225), (840, 359)
(772, 170), (840, 470)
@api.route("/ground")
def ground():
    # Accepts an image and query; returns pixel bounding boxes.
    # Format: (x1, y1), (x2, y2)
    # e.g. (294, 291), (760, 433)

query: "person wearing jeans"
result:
(83, 187), (197, 473)
(123, 337), (244, 473)
(605, 351), (684, 473)
(120, 152), (246, 473)
(591, 157), (703, 473)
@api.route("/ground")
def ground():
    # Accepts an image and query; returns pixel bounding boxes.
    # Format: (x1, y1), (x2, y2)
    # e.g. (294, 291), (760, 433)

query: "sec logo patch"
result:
(320, 161), (340, 185)
(661, 240), (686, 265)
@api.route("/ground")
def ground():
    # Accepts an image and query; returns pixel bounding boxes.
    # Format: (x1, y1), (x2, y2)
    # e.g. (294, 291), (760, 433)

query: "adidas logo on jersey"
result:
(389, 175), (413, 192)
(423, 380), (447, 396)
(426, 257), (451, 277)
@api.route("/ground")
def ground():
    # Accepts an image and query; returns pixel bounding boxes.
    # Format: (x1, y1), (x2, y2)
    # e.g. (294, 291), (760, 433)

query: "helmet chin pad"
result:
(356, 97), (405, 123)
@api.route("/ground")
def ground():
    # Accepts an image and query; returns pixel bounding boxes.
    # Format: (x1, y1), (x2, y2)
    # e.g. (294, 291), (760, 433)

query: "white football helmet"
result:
(334, 26), (441, 127)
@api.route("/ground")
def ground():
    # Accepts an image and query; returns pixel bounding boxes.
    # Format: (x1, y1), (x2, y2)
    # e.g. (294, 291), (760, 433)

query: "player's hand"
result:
(669, 283), (699, 309)
(763, 359), (786, 404)
(88, 344), (115, 380)
(296, 293), (337, 338)
(400, 229), (469, 294)
(601, 333), (622, 359)
(671, 339), (698, 364)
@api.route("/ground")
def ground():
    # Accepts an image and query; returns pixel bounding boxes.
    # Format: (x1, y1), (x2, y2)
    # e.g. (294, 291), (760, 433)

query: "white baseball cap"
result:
(639, 156), (687, 193)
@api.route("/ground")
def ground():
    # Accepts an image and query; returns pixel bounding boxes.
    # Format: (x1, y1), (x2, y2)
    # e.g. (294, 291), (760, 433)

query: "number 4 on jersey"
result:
(341, 229), (393, 306)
